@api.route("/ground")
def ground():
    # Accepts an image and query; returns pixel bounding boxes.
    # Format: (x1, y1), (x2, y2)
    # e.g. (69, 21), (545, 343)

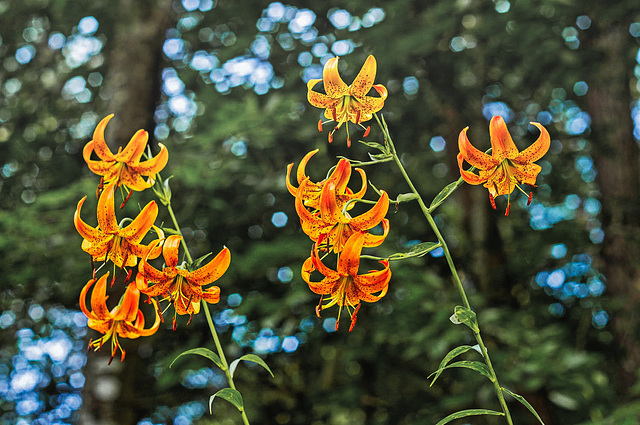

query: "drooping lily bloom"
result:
(457, 116), (550, 215)
(296, 177), (390, 253)
(83, 114), (168, 194)
(302, 232), (391, 331)
(80, 273), (161, 364)
(307, 55), (388, 146)
(136, 235), (230, 327)
(74, 181), (163, 268)
(286, 149), (366, 211)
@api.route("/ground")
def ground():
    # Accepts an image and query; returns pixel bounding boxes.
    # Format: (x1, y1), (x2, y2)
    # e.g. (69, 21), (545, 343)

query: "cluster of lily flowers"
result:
(74, 114), (231, 363)
(288, 54), (550, 330)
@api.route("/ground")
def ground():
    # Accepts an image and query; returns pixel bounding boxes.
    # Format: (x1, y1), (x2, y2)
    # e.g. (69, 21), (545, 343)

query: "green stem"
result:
(380, 118), (512, 424)
(164, 195), (251, 425)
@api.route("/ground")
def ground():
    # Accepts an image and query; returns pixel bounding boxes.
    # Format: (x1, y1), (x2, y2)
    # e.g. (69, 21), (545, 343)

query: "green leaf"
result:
(502, 387), (546, 425)
(170, 347), (226, 371)
(389, 242), (440, 260)
(429, 179), (463, 212)
(436, 409), (504, 425)
(367, 152), (393, 161)
(229, 354), (275, 378)
(358, 139), (388, 153)
(190, 252), (213, 269)
(428, 345), (480, 386)
(429, 360), (495, 385)
(209, 388), (244, 413)
(396, 193), (419, 203)
(450, 305), (479, 334)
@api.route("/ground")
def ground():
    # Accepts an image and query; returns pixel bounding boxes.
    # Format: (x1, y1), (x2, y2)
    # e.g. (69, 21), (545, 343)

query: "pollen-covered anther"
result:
(120, 189), (133, 209)
(363, 126), (371, 138)
(349, 304), (361, 332)
(527, 191), (533, 206)
(489, 193), (497, 210)
(317, 119), (323, 132)
(505, 203), (511, 217)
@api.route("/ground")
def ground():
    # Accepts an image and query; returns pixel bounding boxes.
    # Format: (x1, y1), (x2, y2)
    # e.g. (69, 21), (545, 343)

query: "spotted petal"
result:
(513, 122), (550, 164)
(337, 232), (365, 277)
(458, 126), (496, 171)
(90, 114), (116, 162)
(119, 201), (158, 243)
(321, 56), (349, 98)
(489, 116), (519, 162)
(349, 55), (377, 97)
(187, 246), (231, 285)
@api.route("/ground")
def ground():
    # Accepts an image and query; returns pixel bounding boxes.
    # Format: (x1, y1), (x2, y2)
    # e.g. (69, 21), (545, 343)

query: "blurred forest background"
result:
(1, 0), (640, 424)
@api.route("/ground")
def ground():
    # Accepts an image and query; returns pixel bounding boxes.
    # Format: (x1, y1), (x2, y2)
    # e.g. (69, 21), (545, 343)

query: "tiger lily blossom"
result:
(136, 235), (231, 328)
(80, 273), (161, 364)
(296, 177), (390, 253)
(83, 114), (168, 198)
(457, 115), (550, 215)
(74, 181), (163, 268)
(302, 232), (391, 331)
(307, 55), (388, 146)
(286, 149), (367, 211)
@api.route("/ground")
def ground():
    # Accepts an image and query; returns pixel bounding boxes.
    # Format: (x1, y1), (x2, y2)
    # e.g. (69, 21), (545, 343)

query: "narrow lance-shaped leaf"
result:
(428, 360), (495, 385)
(436, 409), (504, 425)
(428, 345), (480, 386)
(429, 178), (464, 212)
(502, 387), (546, 425)
(229, 354), (275, 378)
(388, 242), (441, 260)
(170, 347), (225, 371)
(210, 388), (244, 413)
(450, 305), (479, 334)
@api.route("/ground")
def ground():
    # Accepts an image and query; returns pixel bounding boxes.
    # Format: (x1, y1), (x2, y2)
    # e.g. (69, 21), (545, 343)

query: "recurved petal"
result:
(350, 191), (389, 230)
(307, 86), (342, 109)
(355, 261), (391, 294)
(90, 273), (113, 320)
(329, 158), (353, 194)
(510, 162), (542, 186)
(489, 116), (519, 161)
(114, 129), (148, 163)
(91, 114), (116, 162)
(457, 153), (490, 186)
(350, 55), (377, 97)
(458, 126), (496, 170)
(97, 182), (119, 233)
(201, 286), (221, 304)
(322, 57), (349, 97)
(348, 168), (367, 200)
(129, 143), (169, 175)
(513, 122), (550, 164)
(286, 163), (299, 197)
(337, 232), (365, 277)
(297, 149), (319, 184)
(83, 141), (116, 175)
(187, 247), (231, 285)
(113, 283), (141, 322)
(161, 235), (182, 268)
(74, 196), (103, 240)
(353, 92), (387, 121)
(79, 275), (105, 321)
(319, 181), (345, 223)
(120, 201), (158, 243)
(119, 170), (154, 191)
(362, 219), (390, 247)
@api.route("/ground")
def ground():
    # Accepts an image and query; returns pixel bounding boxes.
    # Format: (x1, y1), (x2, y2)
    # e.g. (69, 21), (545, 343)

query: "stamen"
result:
(505, 203), (511, 216)
(527, 192), (533, 206)
(328, 129), (335, 144)
(332, 108), (337, 122)
(349, 304), (361, 332)
(355, 110), (361, 125)
(173, 316), (177, 331)
(363, 126), (371, 138)
(489, 193), (497, 210)
(96, 177), (105, 199)
(110, 272), (117, 287)
(120, 189), (133, 209)
(317, 119), (323, 132)
(124, 268), (133, 284)
(315, 295), (323, 318)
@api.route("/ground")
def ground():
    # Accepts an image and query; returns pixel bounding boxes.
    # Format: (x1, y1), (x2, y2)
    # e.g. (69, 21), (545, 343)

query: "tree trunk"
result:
(585, 16), (640, 393)
(79, 1), (173, 424)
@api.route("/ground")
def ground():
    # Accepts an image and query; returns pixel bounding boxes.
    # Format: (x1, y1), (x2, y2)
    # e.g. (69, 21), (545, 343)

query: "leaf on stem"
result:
(429, 179), (463, 212)
(450, 305), (479, 334)
(435, 409), (504, 425)
(229, 354), (275, 378)
(368, 152), (393, 161)
(170, 347), (226, 371)
(428, 360), (494, 385)
(428, 345), (481, 386)
(358, 140), (389, 153)
(502, 387), (546, 425)
(388, 242), (440, 260)
(396, 193), (419, 203)
(209, 388), (244, 413)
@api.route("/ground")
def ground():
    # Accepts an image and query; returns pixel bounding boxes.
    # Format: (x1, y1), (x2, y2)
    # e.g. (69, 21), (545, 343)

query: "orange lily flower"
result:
(286, 149), (366, 211)
(457, 116), (550, 215)
(136, 235), (231, 327)
(74, 181), (163, 268)
(307, 55), (388, 146)
(80, 273), (161, 364)
(302, 232), (391, 331)
(83, 114), (168, 195)
(296, 177), (390, 253)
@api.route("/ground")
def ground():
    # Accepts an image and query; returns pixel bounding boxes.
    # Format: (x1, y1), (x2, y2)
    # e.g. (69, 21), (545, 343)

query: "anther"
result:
(120, 190), (133, 209)
(317, 120), (323, 132)
(527, 192), (533, 206)
(489, 194), (497, 210)
(363, 126), (371, 138)
(505, 203), (511, 216)
(349, 304), (361, 332)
